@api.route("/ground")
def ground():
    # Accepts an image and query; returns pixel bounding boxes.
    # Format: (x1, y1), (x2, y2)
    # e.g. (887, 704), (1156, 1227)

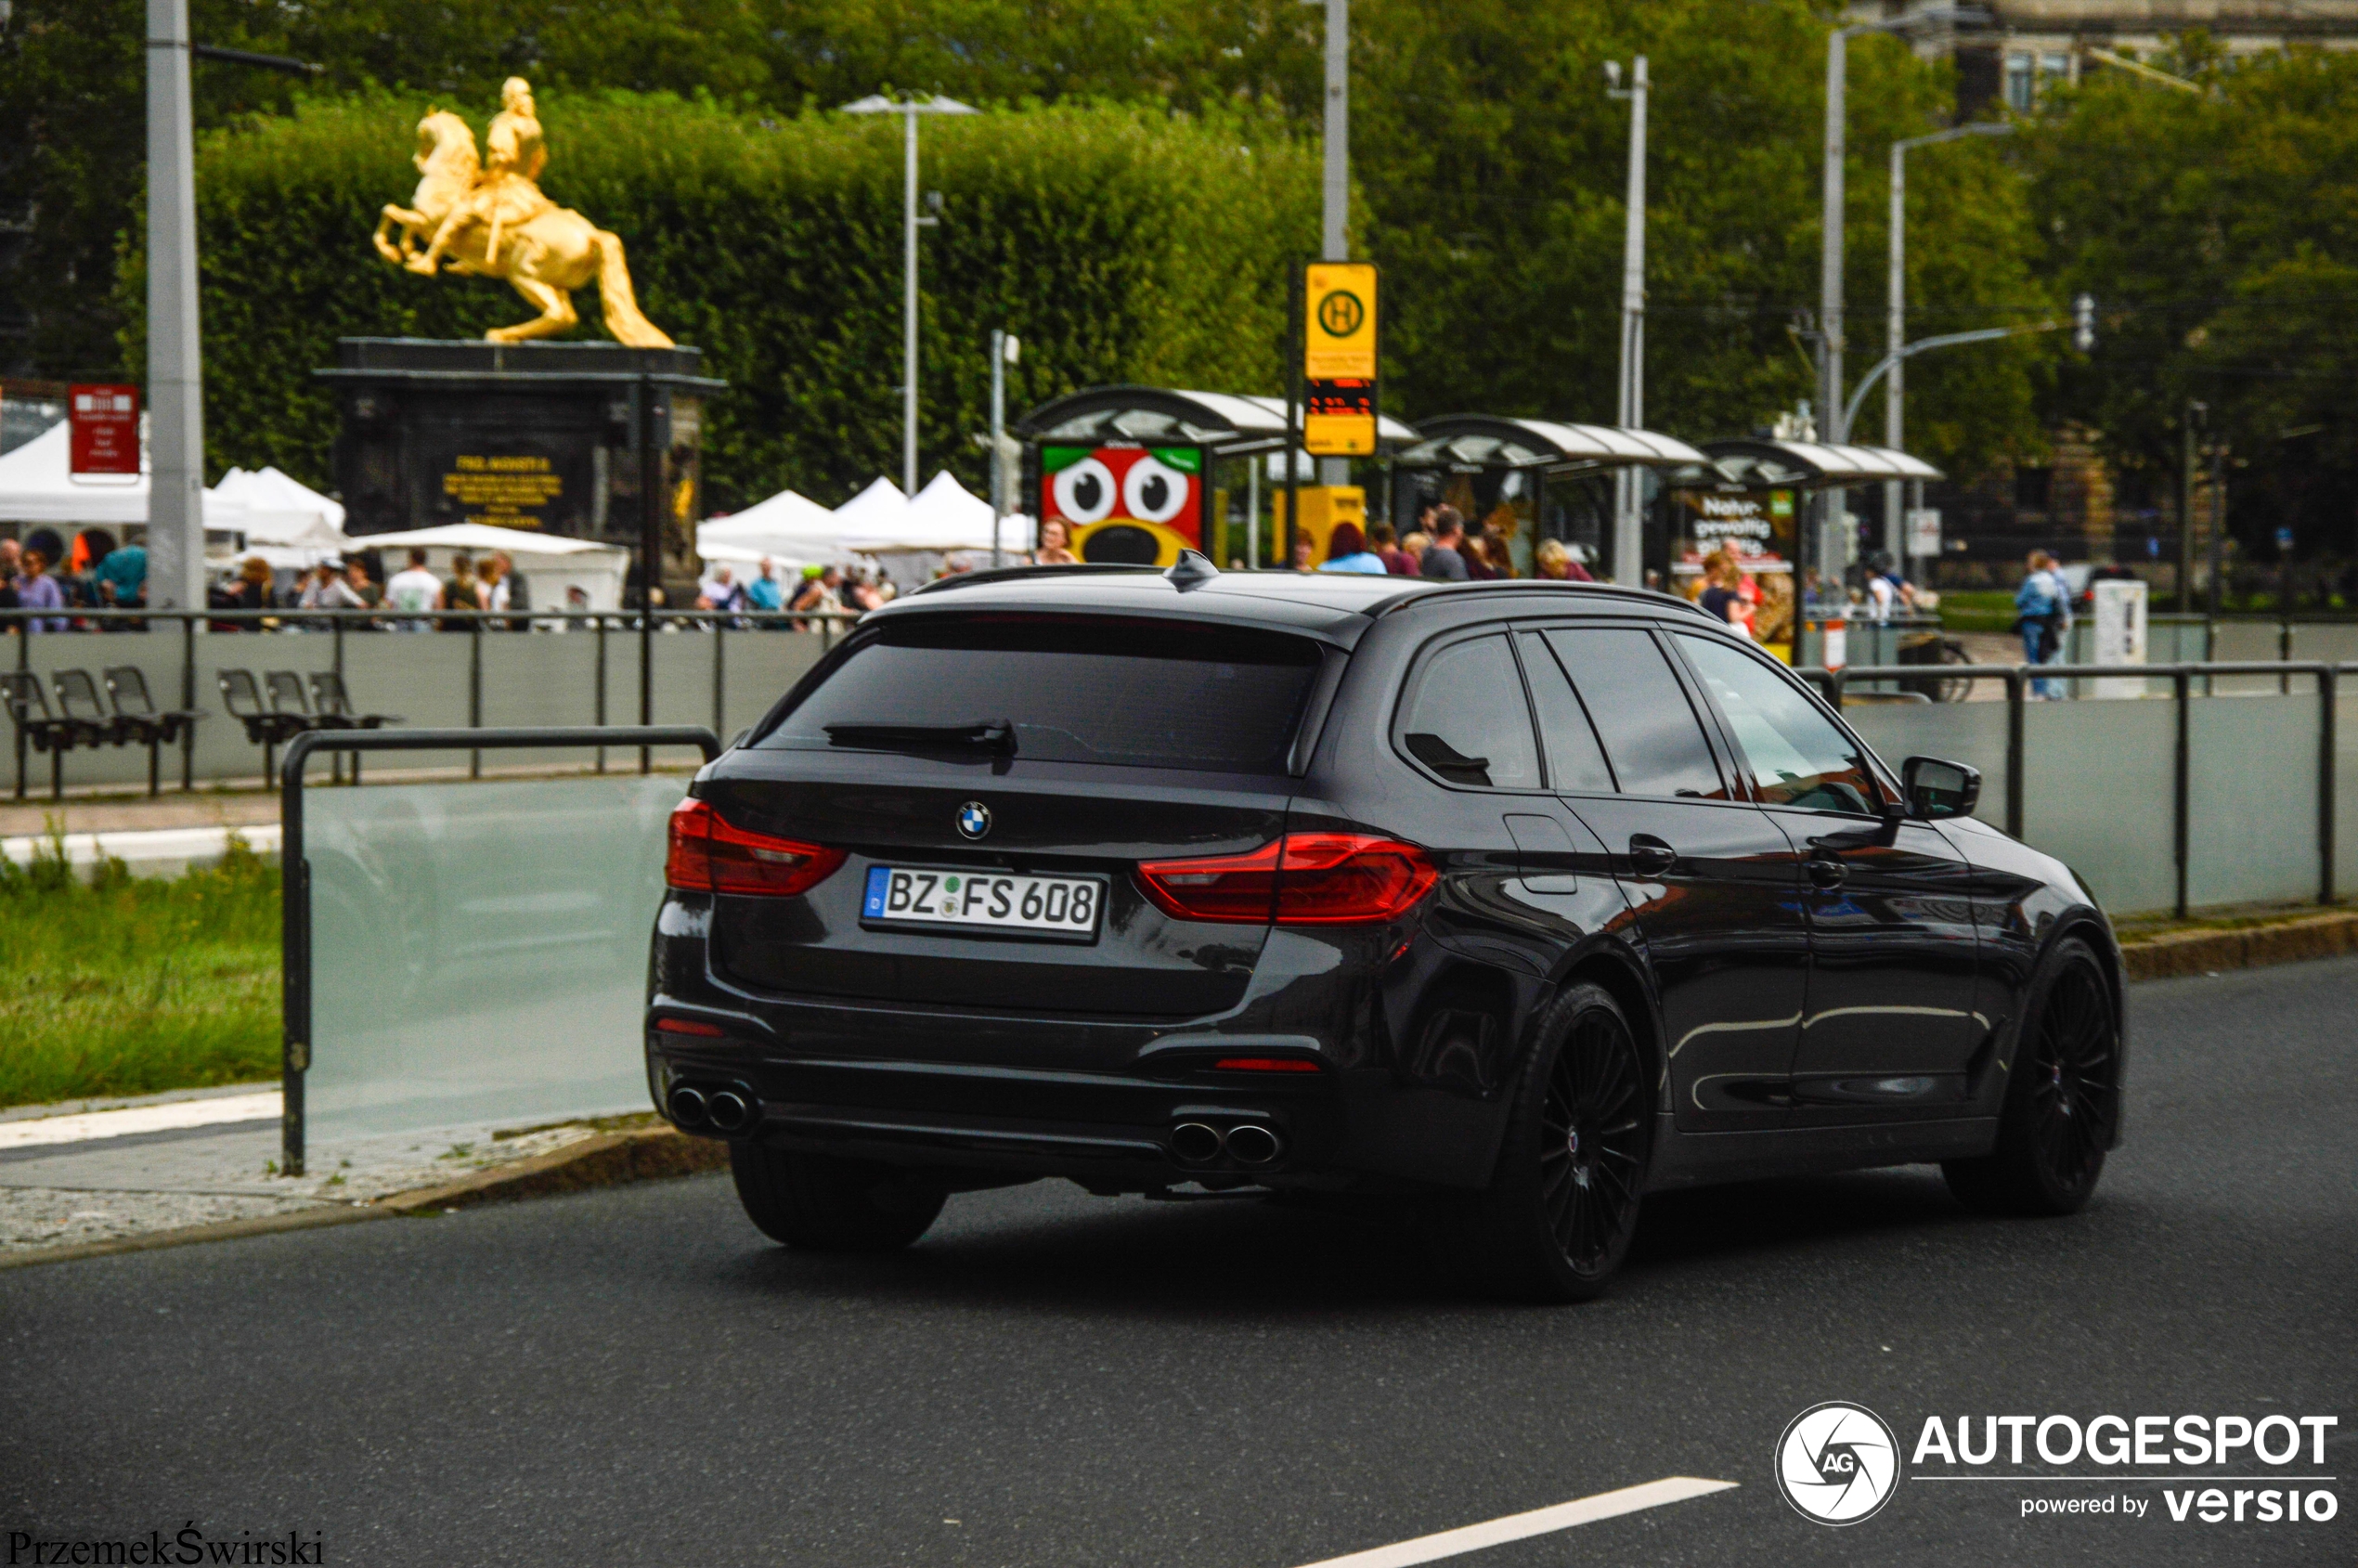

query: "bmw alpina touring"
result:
(646, 556), (2123, 1300)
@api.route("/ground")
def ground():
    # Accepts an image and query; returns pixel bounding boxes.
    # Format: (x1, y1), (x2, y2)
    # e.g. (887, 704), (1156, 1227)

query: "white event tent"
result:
(0, 421), (249, 533)
(695, 471), (1026, 572)
(356, 523), (631, 613)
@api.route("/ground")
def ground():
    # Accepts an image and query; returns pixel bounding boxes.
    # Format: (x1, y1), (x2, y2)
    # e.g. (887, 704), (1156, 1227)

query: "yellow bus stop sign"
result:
(1303, 263), (1378, 455)
(1304, 264), (1378, 381)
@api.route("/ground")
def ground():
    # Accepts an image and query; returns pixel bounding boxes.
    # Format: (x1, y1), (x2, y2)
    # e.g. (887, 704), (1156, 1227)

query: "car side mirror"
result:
(1902, 756), (1980, 821)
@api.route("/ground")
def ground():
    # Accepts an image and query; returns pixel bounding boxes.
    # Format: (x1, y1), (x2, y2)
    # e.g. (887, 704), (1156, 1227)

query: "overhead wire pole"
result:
(1886, 122), (2013, 571)
(1608, 57), (1649, 587)
(144, 0), (204, 621)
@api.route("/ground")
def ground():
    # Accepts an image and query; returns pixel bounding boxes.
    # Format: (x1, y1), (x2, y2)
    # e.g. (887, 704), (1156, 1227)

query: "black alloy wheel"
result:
(1945, 937), (2119, 1215)
(1442, 983), (1652, 1302)
(1540, 1004), (1650, 1277)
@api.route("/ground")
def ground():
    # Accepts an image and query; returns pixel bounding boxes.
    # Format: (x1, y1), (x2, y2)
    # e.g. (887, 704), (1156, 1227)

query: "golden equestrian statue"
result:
(372, 79), (673, 347)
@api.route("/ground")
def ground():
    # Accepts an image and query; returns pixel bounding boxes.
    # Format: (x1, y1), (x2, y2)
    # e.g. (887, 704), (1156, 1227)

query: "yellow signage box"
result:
(1270, 486), (1367, 564)
(1304, 264), (1378, 380)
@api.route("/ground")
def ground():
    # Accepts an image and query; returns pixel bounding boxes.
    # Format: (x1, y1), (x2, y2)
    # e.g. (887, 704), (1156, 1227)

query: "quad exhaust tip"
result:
(1224, 1123), (1281, 1166)
(706, 1089), (753, 1134)
(667, 1085), (709, 1128)
(1168, 1121), (1284, 1167)
(1170, 1122), (1224, 1164)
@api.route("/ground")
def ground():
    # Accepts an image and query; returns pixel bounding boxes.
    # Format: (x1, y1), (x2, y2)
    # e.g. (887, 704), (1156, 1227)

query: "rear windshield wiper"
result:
(823, 719), (1017, 756)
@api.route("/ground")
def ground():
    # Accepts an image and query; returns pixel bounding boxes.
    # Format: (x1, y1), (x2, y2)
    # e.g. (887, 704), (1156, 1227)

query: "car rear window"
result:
(759, 615), (1325, 773)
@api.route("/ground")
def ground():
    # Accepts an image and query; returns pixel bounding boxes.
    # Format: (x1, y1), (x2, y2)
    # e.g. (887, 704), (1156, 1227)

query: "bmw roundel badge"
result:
(956, 800), (991, 840)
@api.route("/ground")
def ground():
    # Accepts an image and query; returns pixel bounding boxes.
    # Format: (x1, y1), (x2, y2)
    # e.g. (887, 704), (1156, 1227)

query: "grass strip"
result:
(0, 833), (279, 1108)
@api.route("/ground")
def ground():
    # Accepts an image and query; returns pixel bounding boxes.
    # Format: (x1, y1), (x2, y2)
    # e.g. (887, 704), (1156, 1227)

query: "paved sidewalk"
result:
(0, 1084), (611, 1255)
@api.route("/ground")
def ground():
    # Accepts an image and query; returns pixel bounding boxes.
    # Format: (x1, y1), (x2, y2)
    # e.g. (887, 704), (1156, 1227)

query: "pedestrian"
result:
(1864, 551), (1911, 621)
(1419, 507), (1471, 580)
(1367, 522), (1413, 576)
(345, 559), (383, 610)
(14, 546), (66, 632)
(228, 555), (277, 620)
(440, 552), (483, 625)
(2015, 549), (2071, 699)
(92, 539), (147, 612)
(1535, 538), (1592, 583)
(1034, 520), (1081, 565)
(791, 564), (844, 623)
(744, 556), (784, 619)
(0, 539), (19, 614)
(299, 561), (366, 612)
(1319, 522), (1388, 576)
(1290, 537), (1316, 573)
(696, 564), (745, 617)
(478, 551), (511, 616)
(385, 547), (442, 628)
(1697, 551), (1746, 631)
(1461, 522), (1506, 580)
(493, 551), (529, 626)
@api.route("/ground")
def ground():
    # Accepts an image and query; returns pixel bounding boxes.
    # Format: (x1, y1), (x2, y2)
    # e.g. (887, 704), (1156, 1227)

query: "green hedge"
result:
(120, 92), (1319, 511)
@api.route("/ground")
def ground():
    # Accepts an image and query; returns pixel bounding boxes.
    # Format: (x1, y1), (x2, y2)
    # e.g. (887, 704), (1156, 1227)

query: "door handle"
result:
(1807, 855), (1847, 889)
(1628, 835), (1677, 876)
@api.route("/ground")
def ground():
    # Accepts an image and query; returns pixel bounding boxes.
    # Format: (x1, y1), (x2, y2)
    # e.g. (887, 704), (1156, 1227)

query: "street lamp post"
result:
(840, 94), (979, 498)
(1886, 121), (2013, 570)
(1819, 6), (1982, 593)
(1314, 0), (1353, 488)
(1607, 56), (1649, 587)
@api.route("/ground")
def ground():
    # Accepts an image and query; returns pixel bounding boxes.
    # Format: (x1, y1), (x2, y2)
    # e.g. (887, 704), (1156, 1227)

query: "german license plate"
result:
(862, 866), (1105, 936)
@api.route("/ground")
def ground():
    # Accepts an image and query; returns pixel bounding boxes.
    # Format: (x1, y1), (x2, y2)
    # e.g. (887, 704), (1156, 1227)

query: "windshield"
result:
(760, 615), (1325, 774)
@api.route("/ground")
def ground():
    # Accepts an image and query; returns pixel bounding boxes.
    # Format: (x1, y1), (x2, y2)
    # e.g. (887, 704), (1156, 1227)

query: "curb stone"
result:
(2118, 910), (2358, 980)
(0, 1126), (727, 1271)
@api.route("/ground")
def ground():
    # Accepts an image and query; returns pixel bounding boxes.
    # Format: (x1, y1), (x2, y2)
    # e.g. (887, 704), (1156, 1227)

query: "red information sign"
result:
(70, 383), (140, 477)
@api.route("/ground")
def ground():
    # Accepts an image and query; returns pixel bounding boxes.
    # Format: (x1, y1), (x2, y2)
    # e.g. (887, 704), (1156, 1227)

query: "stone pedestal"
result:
(317, 339), (725, 599)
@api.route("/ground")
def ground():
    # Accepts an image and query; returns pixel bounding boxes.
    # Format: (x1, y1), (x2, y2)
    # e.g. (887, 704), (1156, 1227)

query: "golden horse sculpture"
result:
(372, 89), (672, 347)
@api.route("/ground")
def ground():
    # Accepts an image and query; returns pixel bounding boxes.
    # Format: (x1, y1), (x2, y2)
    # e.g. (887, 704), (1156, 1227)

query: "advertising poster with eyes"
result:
(1670, 488), (1797, 660)
(1040, 445), (1204, 564)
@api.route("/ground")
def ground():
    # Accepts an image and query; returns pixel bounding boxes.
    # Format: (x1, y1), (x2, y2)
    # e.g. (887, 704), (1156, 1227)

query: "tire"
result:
(1944, 938), (2120, 1216)
(729, 1142), (946, 1252)
(1437, 983), (1652, 1302)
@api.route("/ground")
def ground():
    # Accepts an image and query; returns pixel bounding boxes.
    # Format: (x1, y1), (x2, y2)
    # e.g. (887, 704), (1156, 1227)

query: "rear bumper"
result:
(648, 1039), (1352, 1189)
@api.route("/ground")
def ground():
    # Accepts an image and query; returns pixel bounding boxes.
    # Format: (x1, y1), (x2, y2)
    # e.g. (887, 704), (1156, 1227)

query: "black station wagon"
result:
(646, 556), (2124, 1300)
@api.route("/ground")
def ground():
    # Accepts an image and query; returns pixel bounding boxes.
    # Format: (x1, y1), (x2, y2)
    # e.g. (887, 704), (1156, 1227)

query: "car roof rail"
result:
(907, 563), (1162, 597)
(1371, 580), (1719, 622)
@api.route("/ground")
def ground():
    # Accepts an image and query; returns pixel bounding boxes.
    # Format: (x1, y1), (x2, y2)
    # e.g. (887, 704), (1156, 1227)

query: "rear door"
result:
(1527, 624), (1811, 1131)
(702, 613), (1327, 1044)
(1668, 631), (1984, 1116)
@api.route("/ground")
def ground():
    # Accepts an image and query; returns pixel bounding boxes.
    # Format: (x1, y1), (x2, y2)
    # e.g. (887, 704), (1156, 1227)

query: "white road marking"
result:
(0, 1092), (282, 1151)
(1291, 1476), (1738, 1568)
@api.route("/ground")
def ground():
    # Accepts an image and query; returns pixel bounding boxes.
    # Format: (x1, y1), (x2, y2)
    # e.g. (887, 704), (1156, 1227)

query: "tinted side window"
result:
(1397, 634), (1541, 788)
(1517, 633), (1617, 794)
(1677, 634), (1881, 814)
(1542, 628), (1727, 799)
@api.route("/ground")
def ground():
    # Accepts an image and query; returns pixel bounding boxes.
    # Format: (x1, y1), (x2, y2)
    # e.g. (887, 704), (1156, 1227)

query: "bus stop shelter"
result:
(1390, 415), (1706, 578)
(1013, 385), (1419, 567)
(1657, 438), (1944, 661)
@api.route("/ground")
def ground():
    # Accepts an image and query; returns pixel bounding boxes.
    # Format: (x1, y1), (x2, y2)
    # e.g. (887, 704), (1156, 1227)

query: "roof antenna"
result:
(1164, 550), (1219, 591)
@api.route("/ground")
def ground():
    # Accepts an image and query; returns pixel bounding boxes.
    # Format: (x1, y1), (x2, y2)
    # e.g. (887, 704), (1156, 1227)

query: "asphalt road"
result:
(5, 960), (2353, 1568)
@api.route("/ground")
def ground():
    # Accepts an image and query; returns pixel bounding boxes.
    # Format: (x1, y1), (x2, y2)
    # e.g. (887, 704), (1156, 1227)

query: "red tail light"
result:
(666, 797), (845, 898)
(1213, 1056), (1323, 1073)
(1135, 833), (1436, 926)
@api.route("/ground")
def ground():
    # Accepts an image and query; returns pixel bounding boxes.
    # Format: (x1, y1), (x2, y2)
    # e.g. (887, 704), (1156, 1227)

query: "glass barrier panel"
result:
(2187, 691), (2325, 909)
(304, 772), (685, 1140)
(2023, 698), (2176, 914)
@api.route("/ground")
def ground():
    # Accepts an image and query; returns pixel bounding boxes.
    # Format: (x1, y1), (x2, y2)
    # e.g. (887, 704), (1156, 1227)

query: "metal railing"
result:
(277, 724), (722, 1176)
(1800, 659), (2346, 919)
(2, 605), (854, 797)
